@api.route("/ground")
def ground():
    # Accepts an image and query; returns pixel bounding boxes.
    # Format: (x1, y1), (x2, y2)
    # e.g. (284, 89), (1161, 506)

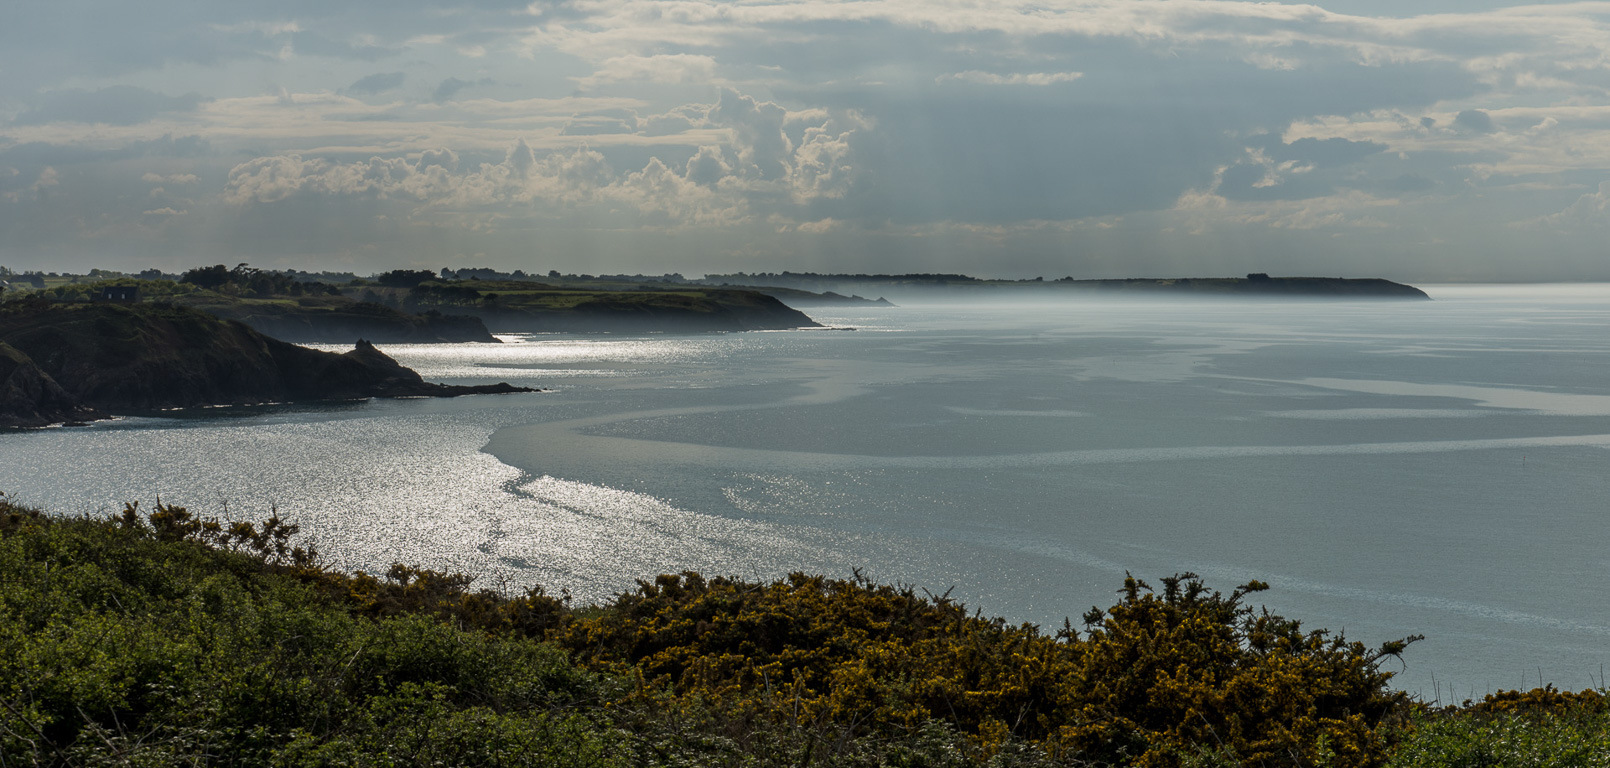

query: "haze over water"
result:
(4, 283), (1609, 699)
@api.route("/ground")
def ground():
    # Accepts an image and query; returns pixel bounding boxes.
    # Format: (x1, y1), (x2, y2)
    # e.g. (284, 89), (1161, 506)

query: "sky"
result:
(4, 1), (1610, 281)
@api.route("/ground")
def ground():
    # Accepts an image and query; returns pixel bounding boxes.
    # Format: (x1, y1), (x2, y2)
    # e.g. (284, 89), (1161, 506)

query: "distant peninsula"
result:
(0, 302), (533, 428)
(396, 280), (823, 333)
(699, 271), (1431, 300)
(10, 266), (827, 339)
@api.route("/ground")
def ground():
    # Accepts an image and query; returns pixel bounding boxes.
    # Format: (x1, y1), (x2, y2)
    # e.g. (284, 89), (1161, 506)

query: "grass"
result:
(1387, 708), (1610, 767)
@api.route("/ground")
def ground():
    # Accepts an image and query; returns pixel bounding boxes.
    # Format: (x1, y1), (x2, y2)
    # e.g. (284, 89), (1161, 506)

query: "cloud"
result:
(937, 71), (1084, 86)
(1454, 109), (1497, 134)
(684, 145), (731, 186)
(1538, 181), (1610, 229)
(141, 172), (200, 185)
(432, 77), (493, 103)
(348, 72), (406, 94)
(14, 86), (209, 126)
(559, 110), (640, 135)
(710, 89), (791, 181)
(1211, 134), (1391, 202)
(795, 217), (840, 233)
(15, 0), (1610, 278)
(578, 54), (719, 89)
(218, 87), (860, 225)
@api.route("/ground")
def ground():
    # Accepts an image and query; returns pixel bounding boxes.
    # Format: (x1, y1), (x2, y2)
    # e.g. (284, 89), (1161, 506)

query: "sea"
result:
(4, 283), (1609, 701)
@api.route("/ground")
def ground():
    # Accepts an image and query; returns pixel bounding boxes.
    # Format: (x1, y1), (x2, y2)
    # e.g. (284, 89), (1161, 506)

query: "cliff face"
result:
(175, 297), (498, 343)
(0, 303), (531, 422)
(0, 342), (104, 428)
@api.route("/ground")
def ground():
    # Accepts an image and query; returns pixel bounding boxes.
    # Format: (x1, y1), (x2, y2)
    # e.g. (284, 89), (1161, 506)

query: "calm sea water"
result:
(4, 284), (1609, 699)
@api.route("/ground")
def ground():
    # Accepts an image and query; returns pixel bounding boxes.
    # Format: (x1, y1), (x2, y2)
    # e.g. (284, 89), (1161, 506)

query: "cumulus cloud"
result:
(684, 145), (731, 186)
(710, 89), (791, 181)
(1538, 182), (1610, 228)
(219, 88), (860, 226)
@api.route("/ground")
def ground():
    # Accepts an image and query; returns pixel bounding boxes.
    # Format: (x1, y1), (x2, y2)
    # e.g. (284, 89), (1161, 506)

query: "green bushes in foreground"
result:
(0, 496), (1604, 767)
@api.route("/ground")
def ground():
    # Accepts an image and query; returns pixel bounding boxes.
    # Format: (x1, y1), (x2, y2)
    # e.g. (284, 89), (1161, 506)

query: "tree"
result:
(377, 269), (437, 288)
(180, 264), (231, 288)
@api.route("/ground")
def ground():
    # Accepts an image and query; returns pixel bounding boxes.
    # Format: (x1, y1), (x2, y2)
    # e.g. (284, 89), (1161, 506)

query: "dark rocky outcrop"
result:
(0, 341), (105, 428)
(0, 302), (533, 425)
(323, 340), (531, 398)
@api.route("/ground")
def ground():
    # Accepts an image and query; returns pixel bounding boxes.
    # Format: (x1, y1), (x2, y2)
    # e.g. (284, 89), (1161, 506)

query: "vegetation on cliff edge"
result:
(1, 497), (1602, 767)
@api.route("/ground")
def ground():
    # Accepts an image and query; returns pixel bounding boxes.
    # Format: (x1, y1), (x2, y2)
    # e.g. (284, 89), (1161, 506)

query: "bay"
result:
(4, 283), (1609, 699)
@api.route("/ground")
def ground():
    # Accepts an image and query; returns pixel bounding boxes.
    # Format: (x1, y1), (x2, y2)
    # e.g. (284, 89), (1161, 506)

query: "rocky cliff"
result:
(175, 297), (498, 343)
(0, 341), (105, 428)
(0, 302), (532, 426)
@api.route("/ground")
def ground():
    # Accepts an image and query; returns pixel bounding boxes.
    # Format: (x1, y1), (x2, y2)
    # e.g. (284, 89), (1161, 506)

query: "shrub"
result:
(1388, 689), (1610, 768)
(0, 498), (625, 766)
(550, 571), (1418, 766)
(0, 496), (1426, 766)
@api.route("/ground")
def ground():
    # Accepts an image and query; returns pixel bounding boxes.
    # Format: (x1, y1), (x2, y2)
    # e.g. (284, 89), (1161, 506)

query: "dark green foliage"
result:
(180, 264), (340, 298)
(0, 498), (627, 767)
(1388, 689), (1610, 767)
(180, 263), (232, 288)
(376, 269), (437, 288)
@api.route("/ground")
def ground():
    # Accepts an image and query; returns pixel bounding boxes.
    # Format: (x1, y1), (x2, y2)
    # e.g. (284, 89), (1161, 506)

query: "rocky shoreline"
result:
(0, 302), (535, 429)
